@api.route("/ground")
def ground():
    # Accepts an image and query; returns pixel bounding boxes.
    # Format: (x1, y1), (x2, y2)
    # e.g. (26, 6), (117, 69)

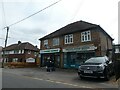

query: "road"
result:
(3, 72), (81, 88)
(2, 68), (119, 89)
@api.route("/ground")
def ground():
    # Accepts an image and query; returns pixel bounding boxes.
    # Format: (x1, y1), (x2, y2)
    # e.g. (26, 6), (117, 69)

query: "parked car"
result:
(78, 56), (114, 81)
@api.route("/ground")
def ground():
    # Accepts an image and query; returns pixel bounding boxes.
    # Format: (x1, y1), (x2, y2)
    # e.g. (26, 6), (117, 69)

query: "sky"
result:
(0, 0), (119, 48)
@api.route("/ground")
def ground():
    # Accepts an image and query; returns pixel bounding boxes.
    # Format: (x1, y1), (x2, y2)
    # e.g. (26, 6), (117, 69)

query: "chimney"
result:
(18, 41), (21, 44)
(35, 45), (37, 48)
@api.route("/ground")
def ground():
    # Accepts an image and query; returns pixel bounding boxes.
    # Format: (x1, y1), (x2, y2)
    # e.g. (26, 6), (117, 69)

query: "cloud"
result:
(0, 0), (119, 47)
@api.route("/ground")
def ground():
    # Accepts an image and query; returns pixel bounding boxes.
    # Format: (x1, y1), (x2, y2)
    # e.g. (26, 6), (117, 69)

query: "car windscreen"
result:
(85, 57), (105, 63)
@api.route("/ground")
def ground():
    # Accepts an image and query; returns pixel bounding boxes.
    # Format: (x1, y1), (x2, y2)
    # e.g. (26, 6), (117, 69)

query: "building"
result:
(39, 21), (113, 68)
(2, 41), (39, 65)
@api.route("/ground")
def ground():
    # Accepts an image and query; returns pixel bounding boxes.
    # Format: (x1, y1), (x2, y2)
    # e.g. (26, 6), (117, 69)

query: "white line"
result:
(31, 77), (92, 88)
(3, 71), (92, 88)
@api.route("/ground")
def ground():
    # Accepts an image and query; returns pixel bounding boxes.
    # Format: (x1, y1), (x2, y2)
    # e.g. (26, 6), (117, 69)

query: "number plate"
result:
(84, 70), (93, 73)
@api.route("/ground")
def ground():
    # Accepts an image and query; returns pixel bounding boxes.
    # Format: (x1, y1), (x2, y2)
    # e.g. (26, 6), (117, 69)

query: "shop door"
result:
(67, 53), (76, 68)
(55, 55), (60, 68)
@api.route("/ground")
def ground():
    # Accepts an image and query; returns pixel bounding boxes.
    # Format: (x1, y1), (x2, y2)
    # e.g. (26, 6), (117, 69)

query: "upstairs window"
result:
(81, 31), (91, 42)
(53, 38), (59, 46)
(65, 34), (73, 44)
(44, 40), (48, 46)
(28, 50), (31, 54)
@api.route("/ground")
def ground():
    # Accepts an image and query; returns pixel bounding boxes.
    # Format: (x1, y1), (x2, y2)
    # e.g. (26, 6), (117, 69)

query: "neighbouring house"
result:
(2, 41), (39, 67)
(39, 20), (113, 69)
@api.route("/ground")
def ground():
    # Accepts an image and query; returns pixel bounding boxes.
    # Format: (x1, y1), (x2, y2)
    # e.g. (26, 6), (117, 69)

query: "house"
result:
(2, 41), (39, 67)
(39, 20), (113, 69)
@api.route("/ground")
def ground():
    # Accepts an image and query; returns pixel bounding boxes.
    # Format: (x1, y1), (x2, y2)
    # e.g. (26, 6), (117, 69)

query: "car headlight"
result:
(78, 66), (81, 71)
(78, 66), (81, 69)
(97, 64), (104, 70)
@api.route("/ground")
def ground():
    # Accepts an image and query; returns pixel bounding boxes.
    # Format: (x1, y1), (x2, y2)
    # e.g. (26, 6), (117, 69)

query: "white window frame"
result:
(53, 38), (59, 46)
(81, 31), (91, 42)
(12, 58), (18, 62)
(22, 50), (24, 54)
(65, 34), (73, 44)
(28, 51), (31, 54)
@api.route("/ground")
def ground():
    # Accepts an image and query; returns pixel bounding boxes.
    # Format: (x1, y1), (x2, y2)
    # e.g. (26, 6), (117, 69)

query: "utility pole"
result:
(2, 27), (9, 68)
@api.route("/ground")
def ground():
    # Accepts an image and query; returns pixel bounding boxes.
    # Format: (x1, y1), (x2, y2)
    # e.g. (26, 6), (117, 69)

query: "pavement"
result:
(2, 66), (119, 89)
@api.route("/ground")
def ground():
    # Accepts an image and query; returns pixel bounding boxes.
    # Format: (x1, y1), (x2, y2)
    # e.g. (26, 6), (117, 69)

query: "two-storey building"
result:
(39, 21), (113, 68)
(3, 41), (39, 64)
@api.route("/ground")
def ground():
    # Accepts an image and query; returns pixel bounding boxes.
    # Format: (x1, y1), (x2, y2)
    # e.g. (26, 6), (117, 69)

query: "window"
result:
(28, 51), (31, 54)
(81, 31), (91, 42)
(65, 34), (73, 44)
(44, 40), (48, 46)
(53, 38), (59, 46)
(19, 50), (21, 54)
(115, 48), (120, 53)
(9, 51), (14, 54)
(22, 50), (24, 54)
(12, 58), (18, 62)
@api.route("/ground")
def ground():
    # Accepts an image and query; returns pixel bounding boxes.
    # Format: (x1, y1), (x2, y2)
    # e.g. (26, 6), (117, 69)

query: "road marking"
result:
(3, 70), (92, 88)
(29, 77), (92, 88)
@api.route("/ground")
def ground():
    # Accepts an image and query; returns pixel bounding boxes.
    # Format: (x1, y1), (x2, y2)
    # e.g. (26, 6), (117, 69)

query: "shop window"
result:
(81, 31), (91, 42)
(65, 34), (73, 44)
(53, 38), (59, 46)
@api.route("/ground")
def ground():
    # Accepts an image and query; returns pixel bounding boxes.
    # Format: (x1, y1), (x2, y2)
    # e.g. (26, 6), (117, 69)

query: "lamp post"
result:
(2, 27), (9, 68)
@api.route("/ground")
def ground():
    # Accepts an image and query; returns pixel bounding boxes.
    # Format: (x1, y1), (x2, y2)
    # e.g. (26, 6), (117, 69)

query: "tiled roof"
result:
(39, 20), (97, 40)
(4, 42), (39, 51)
(39, 20), (113, 40)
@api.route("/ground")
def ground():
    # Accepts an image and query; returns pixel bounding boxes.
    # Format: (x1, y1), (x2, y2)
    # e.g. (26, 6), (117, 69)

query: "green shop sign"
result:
(40, 48), (60, 54)
(63, 45), (97, 52)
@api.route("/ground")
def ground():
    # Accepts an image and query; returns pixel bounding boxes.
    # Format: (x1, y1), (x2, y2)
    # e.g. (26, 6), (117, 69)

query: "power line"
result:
(7, 0), (62, 27)
(70, 0), (85, 23)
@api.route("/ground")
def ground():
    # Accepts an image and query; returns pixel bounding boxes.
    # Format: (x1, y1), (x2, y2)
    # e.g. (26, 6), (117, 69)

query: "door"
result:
(55, 55), (60, 68)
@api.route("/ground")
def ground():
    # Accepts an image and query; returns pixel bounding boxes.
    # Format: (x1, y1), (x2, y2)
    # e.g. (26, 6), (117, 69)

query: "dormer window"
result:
(81, 31), (91, 42)
(65, 34), (73, 44)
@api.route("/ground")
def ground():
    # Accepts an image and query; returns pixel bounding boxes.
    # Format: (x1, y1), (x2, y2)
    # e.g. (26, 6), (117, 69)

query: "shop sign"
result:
(26, 58), (35, 63)
(63, 45), (97, 52)
(40, 48), (60, 54)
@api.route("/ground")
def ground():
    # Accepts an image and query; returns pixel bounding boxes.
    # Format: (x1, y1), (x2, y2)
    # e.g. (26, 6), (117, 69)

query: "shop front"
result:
(63, 45), (97, 69)
(40, 48), (61, 68)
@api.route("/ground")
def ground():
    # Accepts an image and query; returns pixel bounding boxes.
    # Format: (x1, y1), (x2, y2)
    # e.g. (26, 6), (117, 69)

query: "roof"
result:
(3, 42), (39, 51)
(39, 20), (113, 41)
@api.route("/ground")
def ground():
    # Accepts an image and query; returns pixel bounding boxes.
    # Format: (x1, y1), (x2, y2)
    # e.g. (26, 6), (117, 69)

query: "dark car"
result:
(78, 56), (114, 81)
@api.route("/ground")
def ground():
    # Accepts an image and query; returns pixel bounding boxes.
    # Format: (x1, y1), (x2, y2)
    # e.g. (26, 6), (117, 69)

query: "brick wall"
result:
(40, 29), (101, 56)
(99, 29), (113, 56)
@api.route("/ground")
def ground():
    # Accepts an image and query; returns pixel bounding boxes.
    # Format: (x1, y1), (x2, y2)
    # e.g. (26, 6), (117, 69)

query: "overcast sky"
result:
(0, 0), (119, 48)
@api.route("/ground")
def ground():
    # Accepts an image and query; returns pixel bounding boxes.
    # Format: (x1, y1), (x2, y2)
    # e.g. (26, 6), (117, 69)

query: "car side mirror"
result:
(106, 60), (109, 64)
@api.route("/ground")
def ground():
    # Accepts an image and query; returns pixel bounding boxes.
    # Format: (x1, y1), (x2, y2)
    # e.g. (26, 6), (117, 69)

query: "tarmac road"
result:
(2, 67), (119, 89)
